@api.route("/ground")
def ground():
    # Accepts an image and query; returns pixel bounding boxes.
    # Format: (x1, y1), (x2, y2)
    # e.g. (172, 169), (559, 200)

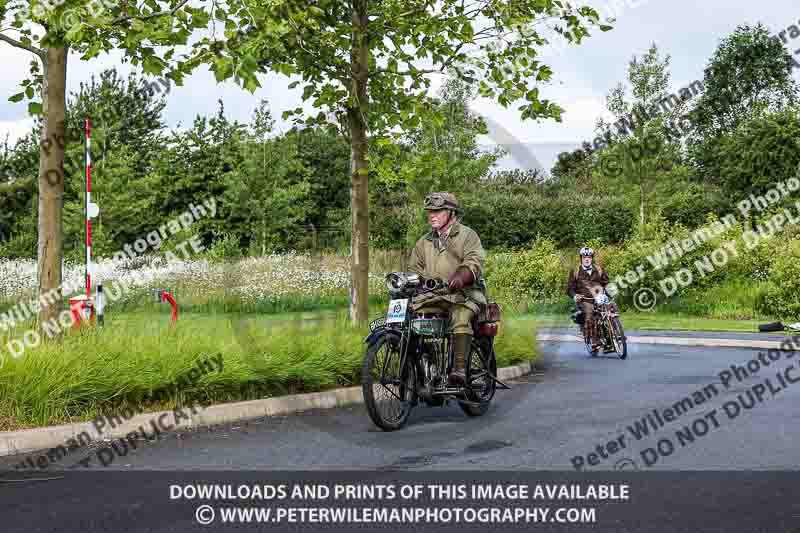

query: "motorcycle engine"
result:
(422, 352), (439, 383)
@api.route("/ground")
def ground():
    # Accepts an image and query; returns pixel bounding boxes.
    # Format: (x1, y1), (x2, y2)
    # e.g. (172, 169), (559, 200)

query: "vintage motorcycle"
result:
(361, 272), (508, 431)
(571, 293), (627, 359)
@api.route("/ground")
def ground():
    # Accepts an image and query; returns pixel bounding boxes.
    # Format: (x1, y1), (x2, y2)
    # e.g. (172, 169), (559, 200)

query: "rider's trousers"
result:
(414, 302), (476, 335)
(580, 301), (600, 345)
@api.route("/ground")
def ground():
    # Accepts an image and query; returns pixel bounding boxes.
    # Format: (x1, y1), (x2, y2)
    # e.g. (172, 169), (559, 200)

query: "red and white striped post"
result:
(85, 118), (92, 299)
(84, 118), (101, 322)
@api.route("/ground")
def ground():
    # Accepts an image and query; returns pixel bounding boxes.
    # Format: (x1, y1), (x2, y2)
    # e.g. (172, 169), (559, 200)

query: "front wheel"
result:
(582, 323), (597, 357)
(609, 317), (628, 360)
(459, 338), (497, 417)
(362, 334), (417, 431)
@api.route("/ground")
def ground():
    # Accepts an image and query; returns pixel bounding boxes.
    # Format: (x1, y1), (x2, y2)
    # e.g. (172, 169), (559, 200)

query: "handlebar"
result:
(416, 277), (448, 296)
(574, 293), (612, 303)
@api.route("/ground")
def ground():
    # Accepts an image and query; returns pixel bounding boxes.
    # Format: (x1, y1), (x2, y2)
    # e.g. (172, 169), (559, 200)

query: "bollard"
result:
(95, 284), (105, 327)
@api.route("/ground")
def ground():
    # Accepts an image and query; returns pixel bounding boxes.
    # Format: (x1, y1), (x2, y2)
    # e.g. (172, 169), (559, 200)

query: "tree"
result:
(1, 0), (216, 327)
(550, 143), (592, 183)
(688, 24), (799, 181)
(225, 103), (313, 254)
(395, 75), (500, 246)
(691, 24), (798, 140)
(193, 0), (611, 321)
(598, 44), (680, 225)
(715, 108), (800, 206)
(487, 168), (545, 187)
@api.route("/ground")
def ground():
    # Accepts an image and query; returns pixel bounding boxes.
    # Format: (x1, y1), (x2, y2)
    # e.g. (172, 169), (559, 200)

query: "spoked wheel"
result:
(460, 338), (496, 417)
(609, 317), (628, 360)
(362, 334), (416, 431)
(582, 324), (598, 357)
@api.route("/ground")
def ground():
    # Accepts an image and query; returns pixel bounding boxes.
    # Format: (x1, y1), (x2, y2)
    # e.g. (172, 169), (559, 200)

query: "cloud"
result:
(0, 117), (35, 146)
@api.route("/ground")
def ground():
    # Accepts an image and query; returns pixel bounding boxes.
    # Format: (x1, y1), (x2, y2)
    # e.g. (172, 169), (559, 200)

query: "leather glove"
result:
(448, 267), (475, 291)
(573, 294), (580, 303)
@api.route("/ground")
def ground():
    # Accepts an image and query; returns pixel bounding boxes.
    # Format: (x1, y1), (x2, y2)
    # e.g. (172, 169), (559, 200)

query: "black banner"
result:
(1, 471), (798, 532)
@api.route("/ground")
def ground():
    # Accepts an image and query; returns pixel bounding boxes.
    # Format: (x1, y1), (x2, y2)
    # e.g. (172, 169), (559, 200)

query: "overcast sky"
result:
(2, 0), (800, 173)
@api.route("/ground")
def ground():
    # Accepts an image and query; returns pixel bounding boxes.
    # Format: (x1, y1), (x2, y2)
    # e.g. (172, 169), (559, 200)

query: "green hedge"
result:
(463, 191), (636, 250)
(756, 239), (800, 318)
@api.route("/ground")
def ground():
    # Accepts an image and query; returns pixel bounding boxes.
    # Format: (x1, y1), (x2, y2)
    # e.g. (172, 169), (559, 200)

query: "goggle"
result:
(424, 194), (449, 209)
(580, 249), (594, 257)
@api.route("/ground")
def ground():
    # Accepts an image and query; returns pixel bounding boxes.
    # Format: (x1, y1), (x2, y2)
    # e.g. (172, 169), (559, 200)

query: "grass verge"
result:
(0, 312), (539, 432)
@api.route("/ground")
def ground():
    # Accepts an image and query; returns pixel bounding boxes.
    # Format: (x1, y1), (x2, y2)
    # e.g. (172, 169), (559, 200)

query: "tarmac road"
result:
(4, 337), (799, 472)
(3, 338), (800, 533)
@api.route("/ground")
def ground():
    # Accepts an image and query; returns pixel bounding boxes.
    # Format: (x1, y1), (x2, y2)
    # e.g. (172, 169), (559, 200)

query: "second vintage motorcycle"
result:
(572, 293), (627, 359)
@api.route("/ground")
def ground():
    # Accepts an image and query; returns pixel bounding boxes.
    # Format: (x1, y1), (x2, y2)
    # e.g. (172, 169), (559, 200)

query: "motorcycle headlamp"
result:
(385, 272), (420, 292)
(594, 293), (609, 305)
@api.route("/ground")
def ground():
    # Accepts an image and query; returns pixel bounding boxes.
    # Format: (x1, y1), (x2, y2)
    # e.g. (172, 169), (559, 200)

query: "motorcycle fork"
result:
(396, 317), (415, 390)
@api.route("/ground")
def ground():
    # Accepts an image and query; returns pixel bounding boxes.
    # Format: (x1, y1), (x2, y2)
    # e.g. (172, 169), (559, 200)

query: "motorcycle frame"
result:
(576, 296), (619, 346)
(366, 284), (509, 400)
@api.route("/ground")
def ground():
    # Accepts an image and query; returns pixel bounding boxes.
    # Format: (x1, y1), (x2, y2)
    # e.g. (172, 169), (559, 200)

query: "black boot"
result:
(448, 334), (471, 388)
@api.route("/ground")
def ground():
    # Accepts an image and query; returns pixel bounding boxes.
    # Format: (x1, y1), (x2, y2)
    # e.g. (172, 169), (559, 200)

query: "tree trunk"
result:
(639, 159), (645, 226)
(639, 184), (645, 226)
(37, 46), (68, 328)
(348, 0), (370, 322)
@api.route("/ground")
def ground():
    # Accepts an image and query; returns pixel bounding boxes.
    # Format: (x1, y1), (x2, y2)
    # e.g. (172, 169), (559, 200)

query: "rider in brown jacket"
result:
(566, 247), (609, 353)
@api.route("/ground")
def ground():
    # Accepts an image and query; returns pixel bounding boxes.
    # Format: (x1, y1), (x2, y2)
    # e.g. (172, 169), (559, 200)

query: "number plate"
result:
(386, 298), (409, 324)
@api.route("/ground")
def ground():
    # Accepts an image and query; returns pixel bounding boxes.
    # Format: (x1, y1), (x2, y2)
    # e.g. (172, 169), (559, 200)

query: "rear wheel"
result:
(609, 317), (627, 360)
(362, 334), (416, 430)
(459, 338), (496, 417)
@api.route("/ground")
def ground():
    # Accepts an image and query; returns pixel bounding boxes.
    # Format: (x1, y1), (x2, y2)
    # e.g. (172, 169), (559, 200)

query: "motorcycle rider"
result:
(409, 192), (487, 388)
(566, 247), (609, 353)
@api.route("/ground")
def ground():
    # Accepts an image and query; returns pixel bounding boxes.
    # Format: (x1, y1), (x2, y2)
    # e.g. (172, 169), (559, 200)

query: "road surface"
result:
(3, 337), (798, 471)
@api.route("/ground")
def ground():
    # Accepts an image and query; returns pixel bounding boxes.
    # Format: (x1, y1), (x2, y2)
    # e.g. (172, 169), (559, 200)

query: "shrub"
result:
(486, 238), (565, 305)
(755, 239), (800, 318)
(596, 214), (748, 308)
(0, 231), (36, 260)
(204, 231), (242, 260)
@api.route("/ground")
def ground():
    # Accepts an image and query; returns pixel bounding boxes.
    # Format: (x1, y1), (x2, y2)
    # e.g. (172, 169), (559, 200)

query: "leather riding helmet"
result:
(423, 192), (460, 212)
